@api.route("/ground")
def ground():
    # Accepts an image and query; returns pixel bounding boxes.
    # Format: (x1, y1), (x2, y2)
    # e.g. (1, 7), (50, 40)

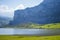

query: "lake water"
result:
(0, 28), (60, 36)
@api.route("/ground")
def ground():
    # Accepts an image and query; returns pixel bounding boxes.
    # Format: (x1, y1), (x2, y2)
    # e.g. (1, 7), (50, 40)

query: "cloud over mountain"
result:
(15, 4), (26, 10)
(0, 5), (14, 13)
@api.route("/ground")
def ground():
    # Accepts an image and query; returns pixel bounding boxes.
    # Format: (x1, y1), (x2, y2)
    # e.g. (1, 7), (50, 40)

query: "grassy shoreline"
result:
(0, 35), (60, 40)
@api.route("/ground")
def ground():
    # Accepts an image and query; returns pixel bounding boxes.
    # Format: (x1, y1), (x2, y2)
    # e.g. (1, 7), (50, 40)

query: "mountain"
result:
(0, 16), (11, 28)
(10, 0), (60, 25)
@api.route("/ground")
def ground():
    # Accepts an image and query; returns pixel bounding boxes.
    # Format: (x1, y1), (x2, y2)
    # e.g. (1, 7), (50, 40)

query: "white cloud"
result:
(15, 4), (26, 10)
(0, 5), (14, 13)
(0, 5), (14, 18)
(40, 0), (44, 4)
(0, 4), (26, 13)
(0, 4), (25, 17)
(0, 4), (26, 18)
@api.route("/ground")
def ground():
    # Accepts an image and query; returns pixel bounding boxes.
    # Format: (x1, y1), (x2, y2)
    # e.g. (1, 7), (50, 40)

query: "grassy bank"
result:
(0, 35), (60, 40)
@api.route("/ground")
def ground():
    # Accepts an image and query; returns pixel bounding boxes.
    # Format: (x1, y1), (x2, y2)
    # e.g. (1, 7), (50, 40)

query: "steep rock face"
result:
(10, 0), (60, 25)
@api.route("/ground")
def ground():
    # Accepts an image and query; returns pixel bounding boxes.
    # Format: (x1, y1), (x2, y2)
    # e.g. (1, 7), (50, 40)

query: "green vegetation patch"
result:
(4, 23), (60, 29)
(0, 35), (60, 40)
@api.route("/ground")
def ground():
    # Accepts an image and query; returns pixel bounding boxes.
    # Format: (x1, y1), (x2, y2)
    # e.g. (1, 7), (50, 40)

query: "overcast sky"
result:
(0, 0), (44, 18)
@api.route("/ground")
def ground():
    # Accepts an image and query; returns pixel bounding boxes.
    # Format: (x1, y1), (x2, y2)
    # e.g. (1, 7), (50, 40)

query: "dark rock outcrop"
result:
(10, 0), (60, 25)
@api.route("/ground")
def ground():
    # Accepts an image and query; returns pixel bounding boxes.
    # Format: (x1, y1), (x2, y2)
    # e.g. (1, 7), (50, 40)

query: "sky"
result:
(0, 0), (44, 18)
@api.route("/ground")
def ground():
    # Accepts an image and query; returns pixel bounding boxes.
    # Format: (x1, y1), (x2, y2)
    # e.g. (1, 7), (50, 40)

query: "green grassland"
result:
(0, 35), (60, 40)
(5, 23), (60, 28)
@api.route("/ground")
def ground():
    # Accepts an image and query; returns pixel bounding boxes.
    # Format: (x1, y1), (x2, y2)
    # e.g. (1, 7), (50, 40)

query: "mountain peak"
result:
(10, 0), (60, 25)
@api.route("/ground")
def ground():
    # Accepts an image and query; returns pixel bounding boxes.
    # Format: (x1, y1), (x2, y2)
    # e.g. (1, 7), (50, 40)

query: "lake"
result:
(0, 28), (60, 36)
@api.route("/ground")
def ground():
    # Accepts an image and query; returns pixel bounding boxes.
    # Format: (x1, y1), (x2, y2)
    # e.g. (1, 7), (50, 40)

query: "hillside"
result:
(5, 23), (60, 28)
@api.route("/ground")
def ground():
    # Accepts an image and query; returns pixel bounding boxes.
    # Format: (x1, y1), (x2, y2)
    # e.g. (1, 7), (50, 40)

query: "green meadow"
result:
(0, 35), (60, 40)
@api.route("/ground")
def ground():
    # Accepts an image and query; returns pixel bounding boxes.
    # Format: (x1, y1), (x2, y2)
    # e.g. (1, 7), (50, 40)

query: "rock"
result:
(10, 0), (60, 25)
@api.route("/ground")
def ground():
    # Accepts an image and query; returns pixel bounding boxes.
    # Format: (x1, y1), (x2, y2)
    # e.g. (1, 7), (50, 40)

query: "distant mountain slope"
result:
(10, 0), (60, 25)
(0, 16), (11, 28)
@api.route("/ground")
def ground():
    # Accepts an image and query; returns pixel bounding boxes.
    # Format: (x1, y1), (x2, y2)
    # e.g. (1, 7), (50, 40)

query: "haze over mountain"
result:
(10, 0), (60, 25)
(0, 16), (11, 27)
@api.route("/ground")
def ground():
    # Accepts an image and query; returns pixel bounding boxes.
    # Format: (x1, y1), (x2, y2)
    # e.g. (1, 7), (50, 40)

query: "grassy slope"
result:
(5, 23), (60, 28)
(0, 35), (60, 40)
(30, 23), (60, 28)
